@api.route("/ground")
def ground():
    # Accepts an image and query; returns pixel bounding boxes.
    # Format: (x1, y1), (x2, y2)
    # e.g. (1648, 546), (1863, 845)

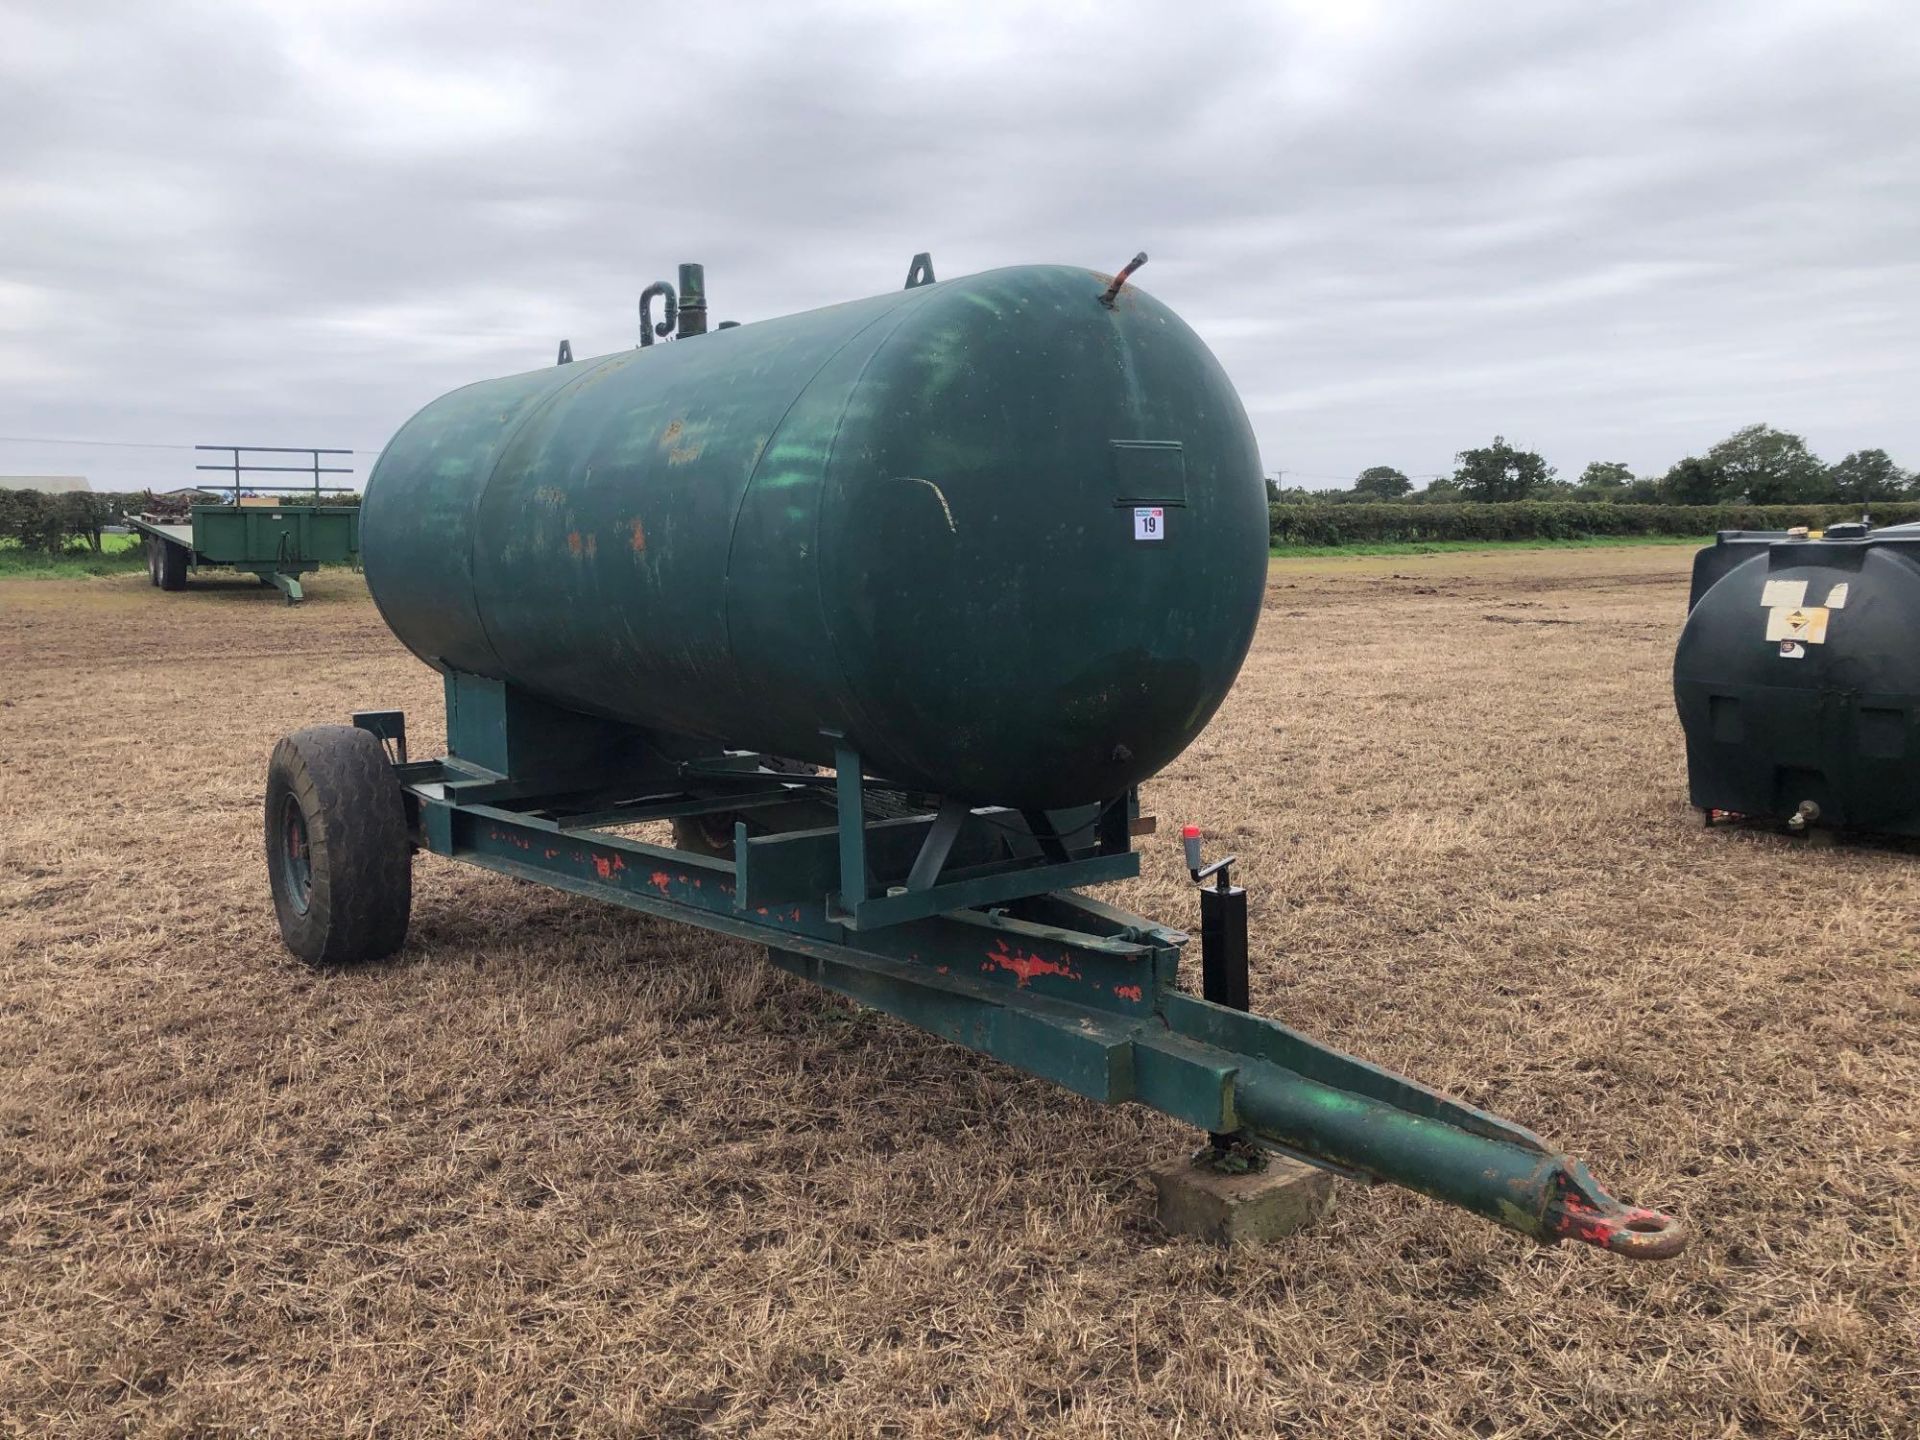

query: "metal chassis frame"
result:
(341, 693), (1687, 1260)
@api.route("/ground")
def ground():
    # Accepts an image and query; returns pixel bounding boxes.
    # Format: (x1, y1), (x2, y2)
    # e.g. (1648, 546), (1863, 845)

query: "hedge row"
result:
(1268, 501), (1920, 547)
(0, 487), (360, 553)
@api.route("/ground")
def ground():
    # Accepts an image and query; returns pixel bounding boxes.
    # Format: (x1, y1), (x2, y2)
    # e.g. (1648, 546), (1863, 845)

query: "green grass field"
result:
(0, 533), (148, 578)
(1, 532), (1715, 577)
(1270, 533), (1712, 559)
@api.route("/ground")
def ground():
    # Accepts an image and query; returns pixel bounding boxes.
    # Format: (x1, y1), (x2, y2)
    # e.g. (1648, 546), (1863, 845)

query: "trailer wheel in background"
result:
(145, 538), (160, 586)
(157, 540), (188, 591)
(265, 725), (412, 966)
(670, 756), (821, 857)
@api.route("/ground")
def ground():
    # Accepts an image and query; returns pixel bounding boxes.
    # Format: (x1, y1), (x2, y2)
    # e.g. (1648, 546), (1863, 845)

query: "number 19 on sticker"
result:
(1133, 506), (1165, 542)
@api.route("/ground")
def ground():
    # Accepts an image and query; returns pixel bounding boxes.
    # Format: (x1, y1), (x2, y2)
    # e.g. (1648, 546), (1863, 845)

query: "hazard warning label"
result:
(1765, 605), (1830, 645)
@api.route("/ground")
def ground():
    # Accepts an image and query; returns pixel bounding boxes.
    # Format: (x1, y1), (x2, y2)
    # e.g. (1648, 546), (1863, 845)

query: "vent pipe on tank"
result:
(676, 263), (707, 338)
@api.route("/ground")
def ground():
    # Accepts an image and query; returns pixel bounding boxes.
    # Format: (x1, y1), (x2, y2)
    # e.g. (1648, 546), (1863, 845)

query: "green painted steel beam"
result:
(413, 787), (1685, 1259)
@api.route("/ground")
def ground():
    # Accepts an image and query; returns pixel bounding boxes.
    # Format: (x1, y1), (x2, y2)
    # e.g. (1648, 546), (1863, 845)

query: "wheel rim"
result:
(279, 795), (314, 914)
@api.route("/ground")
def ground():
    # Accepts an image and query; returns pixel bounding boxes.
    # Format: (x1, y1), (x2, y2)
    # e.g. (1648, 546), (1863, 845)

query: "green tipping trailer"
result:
(263, 255), (1686, 1260)
(129, 502), (359, 604)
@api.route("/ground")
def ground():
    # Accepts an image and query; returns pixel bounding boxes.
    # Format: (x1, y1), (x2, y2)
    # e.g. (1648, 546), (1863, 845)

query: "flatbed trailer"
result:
(128, 503), (358, 604)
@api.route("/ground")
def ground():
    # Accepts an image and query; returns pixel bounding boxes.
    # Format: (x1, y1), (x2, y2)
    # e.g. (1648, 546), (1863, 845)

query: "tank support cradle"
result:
(341, 679), (1687, 1260)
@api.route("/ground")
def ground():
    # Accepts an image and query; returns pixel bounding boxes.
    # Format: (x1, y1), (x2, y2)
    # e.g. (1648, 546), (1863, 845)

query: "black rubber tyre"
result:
(145, 537), (161, 586)
(157, 540), (188, 591)
(265, 725), (412, 966)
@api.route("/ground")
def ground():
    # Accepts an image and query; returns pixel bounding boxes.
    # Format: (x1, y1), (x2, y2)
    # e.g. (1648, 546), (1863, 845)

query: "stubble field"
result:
(1, 548), (1915, 1438)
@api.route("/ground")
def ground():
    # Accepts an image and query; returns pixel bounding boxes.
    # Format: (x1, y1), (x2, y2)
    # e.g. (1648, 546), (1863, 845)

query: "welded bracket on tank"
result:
(818, 739), (1139, 931)
(830, 737), (868, 921)
(905, 799), (972, 891)
(352, 710), (409, 764)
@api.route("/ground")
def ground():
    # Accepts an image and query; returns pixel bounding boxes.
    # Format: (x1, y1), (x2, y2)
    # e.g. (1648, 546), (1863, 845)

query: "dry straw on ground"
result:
(1, 550), (1915, 1438)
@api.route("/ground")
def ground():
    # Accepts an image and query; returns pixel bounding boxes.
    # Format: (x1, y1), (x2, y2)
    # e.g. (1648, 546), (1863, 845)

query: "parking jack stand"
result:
(1151, 825), (1336, 1244)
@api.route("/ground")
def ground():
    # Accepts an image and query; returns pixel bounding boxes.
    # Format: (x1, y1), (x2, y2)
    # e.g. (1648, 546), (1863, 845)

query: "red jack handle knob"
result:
(1182, 824), (1202, 873)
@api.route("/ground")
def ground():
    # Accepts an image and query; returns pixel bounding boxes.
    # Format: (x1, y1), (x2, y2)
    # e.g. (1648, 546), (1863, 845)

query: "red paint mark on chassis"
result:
(1113, 983), (1143, 1003)
(981, 938), (1081, 987)
(649, 870), (673, 896)
(591, 854), (626, 880)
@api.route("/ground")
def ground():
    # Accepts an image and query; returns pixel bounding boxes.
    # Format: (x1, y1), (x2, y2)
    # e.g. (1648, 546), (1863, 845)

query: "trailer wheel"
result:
(265, 725), (412, 966)
(157, 540), (188, 591)
(146, 537), (161, 586)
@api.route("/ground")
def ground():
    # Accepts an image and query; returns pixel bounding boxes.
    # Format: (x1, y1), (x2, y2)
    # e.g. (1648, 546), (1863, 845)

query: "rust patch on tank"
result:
(566, 531), (582, 556)
(1088, 269), (1138, 309)
(534, 485), (567, 506)
(661, 416), (703, 465)
(630, 518), (647, 554)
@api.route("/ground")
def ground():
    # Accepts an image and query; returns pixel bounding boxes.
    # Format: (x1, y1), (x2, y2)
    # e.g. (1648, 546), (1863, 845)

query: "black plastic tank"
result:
(1674, 521), (1920, 834)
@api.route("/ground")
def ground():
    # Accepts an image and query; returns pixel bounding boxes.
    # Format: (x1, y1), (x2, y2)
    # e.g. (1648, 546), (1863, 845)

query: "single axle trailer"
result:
(265, 256), (1686, 1260)
(263, 682), (1687, 1261)
(128, 503), (358, 604)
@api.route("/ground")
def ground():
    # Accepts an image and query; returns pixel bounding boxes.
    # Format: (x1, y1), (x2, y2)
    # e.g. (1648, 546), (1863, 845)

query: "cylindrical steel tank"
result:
(362, 263), (1267, 809)
(1674, 522), (1920, 833)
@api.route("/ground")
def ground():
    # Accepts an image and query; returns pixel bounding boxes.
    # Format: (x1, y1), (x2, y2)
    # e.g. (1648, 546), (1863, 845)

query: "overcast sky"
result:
(2, 0), (1915, 494)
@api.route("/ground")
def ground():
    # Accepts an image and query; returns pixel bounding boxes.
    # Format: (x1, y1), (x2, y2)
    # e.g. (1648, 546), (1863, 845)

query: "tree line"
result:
(1275, 425), (1913, 507)
(0, 488), (360, 554)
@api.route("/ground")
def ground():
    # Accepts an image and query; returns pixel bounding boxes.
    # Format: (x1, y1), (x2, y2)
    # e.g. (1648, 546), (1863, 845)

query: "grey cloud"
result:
(0, 0), (1914, 493)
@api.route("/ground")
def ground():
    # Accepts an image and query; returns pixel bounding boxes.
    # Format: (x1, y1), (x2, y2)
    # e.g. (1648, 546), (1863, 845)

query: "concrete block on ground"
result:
(1150, 1153), (1336, 1244)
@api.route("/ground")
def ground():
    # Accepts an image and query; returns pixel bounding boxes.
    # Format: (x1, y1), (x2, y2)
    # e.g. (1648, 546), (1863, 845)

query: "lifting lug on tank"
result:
(638, 280), (676, 346)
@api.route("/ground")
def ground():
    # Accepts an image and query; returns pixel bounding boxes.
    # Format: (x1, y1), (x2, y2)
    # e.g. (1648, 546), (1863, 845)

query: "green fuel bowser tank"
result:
(361, 262), (1268, 809)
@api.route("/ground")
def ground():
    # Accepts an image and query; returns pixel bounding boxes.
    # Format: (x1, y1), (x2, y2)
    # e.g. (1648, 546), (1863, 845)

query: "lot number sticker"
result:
(1134, 506), (1165, 541)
